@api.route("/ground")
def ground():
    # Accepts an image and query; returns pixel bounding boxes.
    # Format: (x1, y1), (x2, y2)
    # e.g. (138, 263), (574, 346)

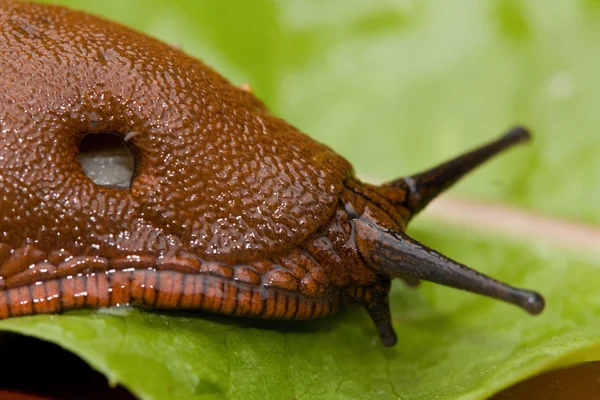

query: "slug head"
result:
(352, 127), (545, 347)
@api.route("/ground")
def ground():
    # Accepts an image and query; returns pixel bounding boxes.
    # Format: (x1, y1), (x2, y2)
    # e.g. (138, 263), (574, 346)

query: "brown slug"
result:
(0, 0), (544, 347)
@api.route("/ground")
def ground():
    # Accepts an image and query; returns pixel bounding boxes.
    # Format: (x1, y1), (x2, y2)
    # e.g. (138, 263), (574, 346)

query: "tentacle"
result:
(385, 126), (531, 220)
(354, 218), (545, 315)
(363, 280), (397, 347)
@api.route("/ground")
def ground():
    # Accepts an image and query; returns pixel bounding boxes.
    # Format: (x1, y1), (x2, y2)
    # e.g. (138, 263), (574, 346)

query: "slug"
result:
(0, 0), (544, 347)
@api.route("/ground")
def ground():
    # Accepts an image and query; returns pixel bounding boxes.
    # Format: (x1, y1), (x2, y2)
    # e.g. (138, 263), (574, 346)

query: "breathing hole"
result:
(78, 132), (135, 189)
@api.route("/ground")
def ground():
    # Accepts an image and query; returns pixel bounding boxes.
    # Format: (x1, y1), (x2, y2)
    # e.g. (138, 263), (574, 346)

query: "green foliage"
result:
(6, 1), (600, 399)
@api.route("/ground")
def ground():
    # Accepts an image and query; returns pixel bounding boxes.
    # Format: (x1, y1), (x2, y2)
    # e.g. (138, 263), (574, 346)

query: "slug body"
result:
(0, 0), (544, 346)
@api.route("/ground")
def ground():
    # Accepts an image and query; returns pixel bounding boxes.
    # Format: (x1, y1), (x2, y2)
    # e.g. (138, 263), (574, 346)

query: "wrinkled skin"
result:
(0, 0), (544, 347)
(0, 0), (353, 263)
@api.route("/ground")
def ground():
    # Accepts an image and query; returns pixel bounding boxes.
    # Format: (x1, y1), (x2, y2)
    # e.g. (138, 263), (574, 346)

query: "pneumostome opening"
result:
(78, 132), (135, 189)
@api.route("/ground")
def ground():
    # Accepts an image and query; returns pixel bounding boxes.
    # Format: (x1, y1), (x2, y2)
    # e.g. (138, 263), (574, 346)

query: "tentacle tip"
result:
(505, 125), (532, 144)
(522, 291), (545, 315)
(380, 330), (398, 347)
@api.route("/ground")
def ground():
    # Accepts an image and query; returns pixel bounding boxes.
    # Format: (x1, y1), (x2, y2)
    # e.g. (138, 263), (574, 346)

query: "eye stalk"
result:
(385, 126), (532, 221)
(355, 218), (545, 315)
(354, 216), (545, 347)
(355, 126), (544, 346)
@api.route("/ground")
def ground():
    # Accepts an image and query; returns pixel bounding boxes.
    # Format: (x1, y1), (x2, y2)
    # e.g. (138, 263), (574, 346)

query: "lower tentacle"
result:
(346, 278), (397, 347)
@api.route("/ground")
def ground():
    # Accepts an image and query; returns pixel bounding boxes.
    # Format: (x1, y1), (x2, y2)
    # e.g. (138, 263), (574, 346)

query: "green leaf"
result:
(5, 1), (600, 399)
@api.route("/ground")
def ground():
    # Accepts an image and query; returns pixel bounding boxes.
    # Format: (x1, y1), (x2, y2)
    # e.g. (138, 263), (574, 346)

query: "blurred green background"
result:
(5, 1), (600, 399)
